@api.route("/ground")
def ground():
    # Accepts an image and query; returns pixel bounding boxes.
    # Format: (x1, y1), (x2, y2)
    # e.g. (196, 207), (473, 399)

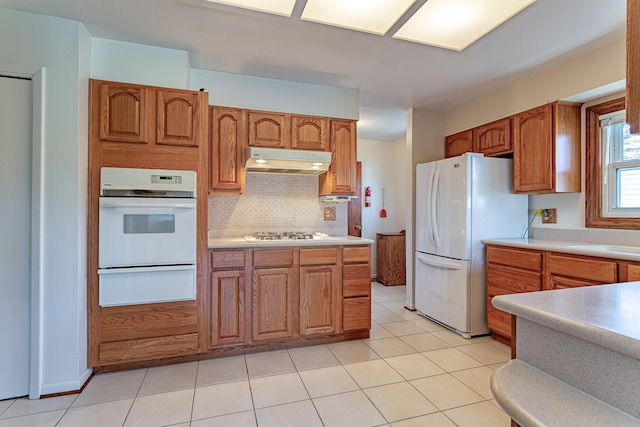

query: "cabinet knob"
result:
(355, 224), (362, 230)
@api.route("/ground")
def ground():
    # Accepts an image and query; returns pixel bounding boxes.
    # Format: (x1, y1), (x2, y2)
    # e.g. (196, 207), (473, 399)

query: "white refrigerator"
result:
(415, 153), (528, 338)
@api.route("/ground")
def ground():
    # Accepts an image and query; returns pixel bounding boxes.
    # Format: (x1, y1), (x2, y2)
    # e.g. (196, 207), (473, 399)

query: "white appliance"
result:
(415, 153), (527, 338)
(245, 146), (331, 175)
(98, 167), (197, 307)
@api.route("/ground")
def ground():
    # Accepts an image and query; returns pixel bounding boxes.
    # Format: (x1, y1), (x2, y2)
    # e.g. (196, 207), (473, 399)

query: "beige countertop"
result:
(208, 236), (374, 249)
(482, 237), (640, 262)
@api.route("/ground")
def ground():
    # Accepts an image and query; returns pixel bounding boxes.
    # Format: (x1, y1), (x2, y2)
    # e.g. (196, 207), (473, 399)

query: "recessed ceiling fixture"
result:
(393, 0), (536, 51)
(301, 0), (417, 36)
(203, 0), (296, 17)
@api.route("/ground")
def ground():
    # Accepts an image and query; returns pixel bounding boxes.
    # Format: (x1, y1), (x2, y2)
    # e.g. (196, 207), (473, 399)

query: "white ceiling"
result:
(0, 0), (626, 140)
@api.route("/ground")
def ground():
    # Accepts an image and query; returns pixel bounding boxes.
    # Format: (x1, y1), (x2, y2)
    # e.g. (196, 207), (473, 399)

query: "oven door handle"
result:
(99, 199), (196, 209)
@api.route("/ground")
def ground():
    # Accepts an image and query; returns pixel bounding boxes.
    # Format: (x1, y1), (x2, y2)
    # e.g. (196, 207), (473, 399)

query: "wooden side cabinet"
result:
(210, 106), (247, 194)
(319, 119), (357, 196)
(513, 102), (581, 194)
(376, 233), (406, 286)
(445, 130), (473, 158)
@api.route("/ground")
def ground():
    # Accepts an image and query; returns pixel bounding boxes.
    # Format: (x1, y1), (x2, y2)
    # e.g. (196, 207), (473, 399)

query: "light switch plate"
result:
(324, 207), (336, 221)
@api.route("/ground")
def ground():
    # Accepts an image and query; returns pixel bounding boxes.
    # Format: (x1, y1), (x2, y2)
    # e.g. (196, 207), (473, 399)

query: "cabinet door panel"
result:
(300, 248), (338, 266)
(319, 120), (356, 195)
(343, 264), (371, 297)
(300, 265), (339, 335)
(487, 296), (512, 338)
(210, 270), (246, 347)
(249, 112), (290, 148)
(513, 104), (554, 192)
(487, 246), (542, 271)
(210, 250), (247, 270)
(487, 264), (542, 294)
(343, 246), (370, 264)
(474, 117), (512, 155)
(548, 275), (603, 290)
(210, 106), (246, 193)
(292, 116), (328, 151)
(99, 82), (149, 143)
(252, 268), (294, 341)
(445, 130), (473, 158)
(156, 90), (201, 147)
(343, 297), (371, 331)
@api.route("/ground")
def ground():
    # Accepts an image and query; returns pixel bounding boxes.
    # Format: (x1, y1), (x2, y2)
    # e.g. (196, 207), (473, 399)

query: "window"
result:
(586, 97), (640, 228)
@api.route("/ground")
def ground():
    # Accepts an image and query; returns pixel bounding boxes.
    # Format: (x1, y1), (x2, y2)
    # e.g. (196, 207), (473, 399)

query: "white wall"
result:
(0, 8), (91, 396)
(405, 108), (446, 309)
(189, 68), (359, 119)
(91, 38), (190, 88)
(357, 138), (406, 277)
(445, 36), (626, 235)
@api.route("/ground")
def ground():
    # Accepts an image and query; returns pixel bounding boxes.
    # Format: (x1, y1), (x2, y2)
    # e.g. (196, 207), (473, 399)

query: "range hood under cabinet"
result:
(245, 147), (331, 175)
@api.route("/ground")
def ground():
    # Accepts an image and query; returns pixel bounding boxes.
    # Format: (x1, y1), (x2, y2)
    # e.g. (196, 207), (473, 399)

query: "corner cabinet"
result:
(210, 106), (247, 194)
(319, 119), (357, 196)
(513, 102), (581, 194)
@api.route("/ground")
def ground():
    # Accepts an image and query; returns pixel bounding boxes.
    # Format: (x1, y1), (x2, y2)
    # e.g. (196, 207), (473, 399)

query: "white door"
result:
(0, 76), (32, 399)
(415, 252), (471, 336)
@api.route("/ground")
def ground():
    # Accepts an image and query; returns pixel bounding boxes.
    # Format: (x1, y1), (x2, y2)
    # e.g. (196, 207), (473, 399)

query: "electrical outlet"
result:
(542, 208), (557, 224)
(323, 207), (336, 221)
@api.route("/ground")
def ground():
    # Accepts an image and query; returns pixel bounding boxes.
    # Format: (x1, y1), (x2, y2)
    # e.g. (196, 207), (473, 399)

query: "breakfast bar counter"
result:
(490, 282), (640, 426)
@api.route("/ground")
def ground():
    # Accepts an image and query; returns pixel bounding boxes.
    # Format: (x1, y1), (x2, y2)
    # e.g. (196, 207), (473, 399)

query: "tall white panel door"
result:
(0, 76), (32, 399)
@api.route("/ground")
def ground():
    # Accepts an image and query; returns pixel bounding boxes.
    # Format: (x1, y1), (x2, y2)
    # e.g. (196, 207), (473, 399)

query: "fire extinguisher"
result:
(364, 187), (372, 207)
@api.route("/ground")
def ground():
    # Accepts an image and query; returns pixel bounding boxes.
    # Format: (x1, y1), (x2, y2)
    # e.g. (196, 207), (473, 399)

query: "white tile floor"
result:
(0, 283), (512, 427)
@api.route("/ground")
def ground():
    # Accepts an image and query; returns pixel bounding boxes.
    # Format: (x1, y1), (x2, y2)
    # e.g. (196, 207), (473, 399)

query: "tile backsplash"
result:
(208, 173), (348, 238)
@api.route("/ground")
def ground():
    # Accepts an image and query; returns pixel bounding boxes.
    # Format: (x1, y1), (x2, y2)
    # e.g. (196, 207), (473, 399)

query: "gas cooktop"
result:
(244, 231), (330, 242)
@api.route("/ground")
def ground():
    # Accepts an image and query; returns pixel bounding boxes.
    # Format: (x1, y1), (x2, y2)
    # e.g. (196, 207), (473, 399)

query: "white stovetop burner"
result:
(244, 231), (330, 242)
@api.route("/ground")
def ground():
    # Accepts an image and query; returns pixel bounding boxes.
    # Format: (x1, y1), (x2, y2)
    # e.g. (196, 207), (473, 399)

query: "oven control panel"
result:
(151, 175), (182, 185)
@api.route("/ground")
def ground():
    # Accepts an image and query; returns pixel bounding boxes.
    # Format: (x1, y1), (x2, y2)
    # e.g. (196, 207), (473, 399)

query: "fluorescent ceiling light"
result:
(203, 0), (296, 17)
(301, 0), (417, 36)
(393, 0), (536, 51)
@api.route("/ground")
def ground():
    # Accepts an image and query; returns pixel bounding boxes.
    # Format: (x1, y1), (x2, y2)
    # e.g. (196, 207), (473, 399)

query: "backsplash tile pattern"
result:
(209, 173), (348, 238)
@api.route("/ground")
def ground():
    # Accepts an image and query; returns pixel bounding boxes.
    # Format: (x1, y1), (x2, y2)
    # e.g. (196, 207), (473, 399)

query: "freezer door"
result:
(415, 252), (470, 336)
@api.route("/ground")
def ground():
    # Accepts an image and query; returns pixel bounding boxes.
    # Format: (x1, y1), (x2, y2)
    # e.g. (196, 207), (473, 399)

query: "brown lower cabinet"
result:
(486, 244), (640, 345)
(209, 245), (371, 350)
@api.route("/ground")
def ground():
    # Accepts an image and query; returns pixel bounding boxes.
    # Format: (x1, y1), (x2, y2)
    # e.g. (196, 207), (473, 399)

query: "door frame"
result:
(0, 62), (45, 399)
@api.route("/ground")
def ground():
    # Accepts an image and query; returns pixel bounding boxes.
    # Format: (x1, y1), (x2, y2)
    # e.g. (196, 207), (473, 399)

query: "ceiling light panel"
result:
(302, 0), (417, 36)
(393, 0), (536, 51)
(203, 0), (297, 17)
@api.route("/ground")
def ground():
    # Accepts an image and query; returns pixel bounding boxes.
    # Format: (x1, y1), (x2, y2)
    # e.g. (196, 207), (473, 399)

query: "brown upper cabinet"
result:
(210, 106), (247, 194)
(319, 119), (357, 196)
(156, 89), (202, 147)
(473, 117), (512, 156)
(627, 0), (640, 134)
(98, 81), (149, 144)
(248, 111), (291, 149)
(291, 115), (329, 151)
(513, 102), (581, 194)
(97, 80), (205, 148)
(445, 130), (473, 158)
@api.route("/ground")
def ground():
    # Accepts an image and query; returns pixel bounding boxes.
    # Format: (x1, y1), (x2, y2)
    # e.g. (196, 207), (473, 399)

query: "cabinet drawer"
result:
(548, 274), (604, 290)
(343, 297), (371, 331)
(547, 253), (616, 283)
(343, 246), (371, 264)
(487, 264), (542, 295)
(253, 249), (295, 267)
(487, 296), (512, 338)
(210, 250), (246, 270)
(300, 247), (338, 266)
(487, 245), (542, 271)
(343, 264), (371, 297)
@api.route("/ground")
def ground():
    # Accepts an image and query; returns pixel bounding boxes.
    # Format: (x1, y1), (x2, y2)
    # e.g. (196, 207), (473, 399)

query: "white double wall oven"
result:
(98, 167), (197, 307)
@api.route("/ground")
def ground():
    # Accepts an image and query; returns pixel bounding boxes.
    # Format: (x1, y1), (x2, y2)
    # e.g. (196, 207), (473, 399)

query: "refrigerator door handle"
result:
(431, 167), (441, 249)
(416, 253), (462, 270)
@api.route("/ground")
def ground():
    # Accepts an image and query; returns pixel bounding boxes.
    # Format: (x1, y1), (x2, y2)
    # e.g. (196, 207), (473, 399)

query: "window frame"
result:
(585, 97), (640, 228)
